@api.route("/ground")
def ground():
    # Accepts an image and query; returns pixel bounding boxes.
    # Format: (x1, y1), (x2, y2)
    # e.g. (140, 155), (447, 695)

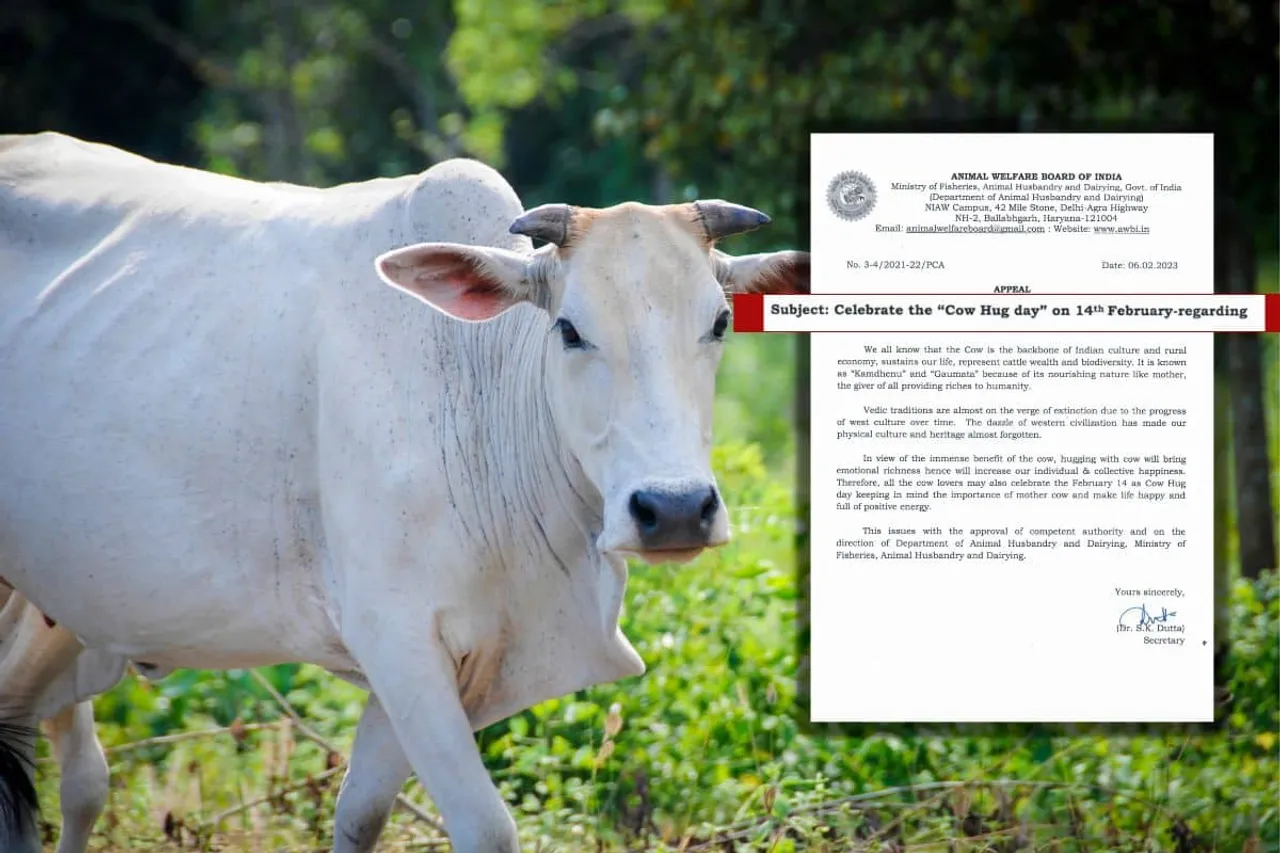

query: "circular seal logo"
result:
(826, 170), (877, 221)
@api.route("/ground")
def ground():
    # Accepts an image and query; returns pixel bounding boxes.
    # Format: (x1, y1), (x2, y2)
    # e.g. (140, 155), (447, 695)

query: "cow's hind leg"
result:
(44, 701), (107, 853)
(0, 593), (83, 853)
(333, 694), (413, 853)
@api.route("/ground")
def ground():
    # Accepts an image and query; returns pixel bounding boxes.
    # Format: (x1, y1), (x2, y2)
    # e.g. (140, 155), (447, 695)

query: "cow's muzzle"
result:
(627, 481), (722, 556)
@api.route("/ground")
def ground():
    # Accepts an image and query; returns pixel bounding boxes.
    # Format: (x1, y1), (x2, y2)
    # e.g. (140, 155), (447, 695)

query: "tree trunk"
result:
(1215, 206), (1277, 578)
(266, 0), (307, 184)
(794, 332), (811, 708)
(1213, 371), (1232, 656)
(650, 166), (673, 204)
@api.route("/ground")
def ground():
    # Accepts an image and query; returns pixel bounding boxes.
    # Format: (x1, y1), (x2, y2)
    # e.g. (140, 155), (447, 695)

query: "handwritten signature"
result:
(1117, 603), (1179, 628)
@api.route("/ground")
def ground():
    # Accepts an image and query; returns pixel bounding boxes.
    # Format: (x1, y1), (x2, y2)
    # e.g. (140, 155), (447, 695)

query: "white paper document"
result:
(806, 133), (1216, 723)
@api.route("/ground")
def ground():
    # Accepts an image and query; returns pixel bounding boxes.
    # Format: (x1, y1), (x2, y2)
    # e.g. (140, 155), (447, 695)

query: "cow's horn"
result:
(509, 203), (574, 245)
(693, 200), (771, 241)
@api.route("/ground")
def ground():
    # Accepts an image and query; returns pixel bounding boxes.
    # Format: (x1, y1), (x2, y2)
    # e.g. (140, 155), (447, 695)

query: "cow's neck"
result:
(442, 308), (643, 726)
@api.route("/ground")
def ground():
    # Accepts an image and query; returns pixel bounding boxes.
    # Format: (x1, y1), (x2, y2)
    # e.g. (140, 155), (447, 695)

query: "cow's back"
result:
(0, 133), (528, 674)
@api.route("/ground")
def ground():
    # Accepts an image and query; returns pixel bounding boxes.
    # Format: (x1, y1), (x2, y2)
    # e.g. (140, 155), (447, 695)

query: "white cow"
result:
(0, 132), (808, 853)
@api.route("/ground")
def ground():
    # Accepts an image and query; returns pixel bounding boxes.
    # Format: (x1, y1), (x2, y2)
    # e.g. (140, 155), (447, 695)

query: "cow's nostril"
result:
(629, 490), (659, 531)
(699, 488), (719, 524)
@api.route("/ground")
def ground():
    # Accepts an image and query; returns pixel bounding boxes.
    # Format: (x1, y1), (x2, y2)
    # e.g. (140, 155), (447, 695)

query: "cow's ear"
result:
(375, 243), (538, 322)
(713, 250), (810, 295)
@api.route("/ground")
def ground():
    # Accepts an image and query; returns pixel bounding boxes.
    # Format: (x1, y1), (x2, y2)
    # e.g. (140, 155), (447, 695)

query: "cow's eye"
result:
(710, 309), (731, 341)
(554, 317), (587, 350)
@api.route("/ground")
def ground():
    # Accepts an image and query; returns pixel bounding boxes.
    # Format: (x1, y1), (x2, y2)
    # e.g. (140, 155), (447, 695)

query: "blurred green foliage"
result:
(169, 0), (1274, 252)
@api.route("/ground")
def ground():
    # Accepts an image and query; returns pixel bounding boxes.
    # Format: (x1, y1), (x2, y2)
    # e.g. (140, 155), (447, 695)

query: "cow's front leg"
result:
(344, 620), (517, 853)
(332, 694), (412, 853)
